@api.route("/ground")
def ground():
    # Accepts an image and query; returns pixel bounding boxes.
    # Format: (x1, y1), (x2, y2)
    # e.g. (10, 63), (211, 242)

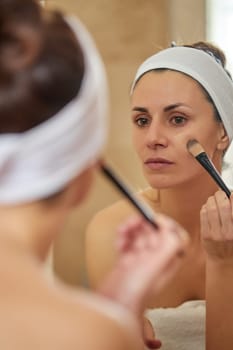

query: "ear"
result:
(216, 124), (229, 151)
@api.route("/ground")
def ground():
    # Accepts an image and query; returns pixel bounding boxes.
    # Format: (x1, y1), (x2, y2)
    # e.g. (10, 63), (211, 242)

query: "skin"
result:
(0, 166), (139, 350)
(201, 191), (233, 350)
(86, 70), (232, 349)
(0, 160), (188, 350)
(131, 70), (226, 191)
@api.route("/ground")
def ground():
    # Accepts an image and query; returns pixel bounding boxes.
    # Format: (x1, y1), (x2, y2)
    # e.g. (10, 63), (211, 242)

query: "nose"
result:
(146, 120), (168, 149)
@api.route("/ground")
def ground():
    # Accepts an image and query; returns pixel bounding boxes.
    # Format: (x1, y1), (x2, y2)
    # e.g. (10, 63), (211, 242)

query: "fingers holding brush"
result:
(116, 214), (189, 256)
(200, 190), (233, 262)
(115, 214), (189, 294)
(98, 214), (189, 323)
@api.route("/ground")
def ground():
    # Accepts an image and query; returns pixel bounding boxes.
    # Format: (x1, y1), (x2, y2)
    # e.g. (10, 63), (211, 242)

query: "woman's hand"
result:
(98, 213), (189, 319)
(98, 214), (188, 349)
(201, 191), (233, 350)
(200, 190), (233, 263)
(115, 214), (188, 306)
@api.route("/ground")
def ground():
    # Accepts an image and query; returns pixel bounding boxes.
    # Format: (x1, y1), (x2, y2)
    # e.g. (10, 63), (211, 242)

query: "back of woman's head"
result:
(0, 0), (84, 133)
(0, 1), (108, 204)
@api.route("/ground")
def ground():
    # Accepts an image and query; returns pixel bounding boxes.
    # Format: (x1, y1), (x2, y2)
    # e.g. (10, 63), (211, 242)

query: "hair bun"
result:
(0, 0), (40, 25)
(0, 0), (41, 74)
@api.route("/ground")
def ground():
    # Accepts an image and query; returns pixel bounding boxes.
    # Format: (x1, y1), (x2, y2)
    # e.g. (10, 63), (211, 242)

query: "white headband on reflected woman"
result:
(131, 46), (233, 142)
(0, 16), (108, 204)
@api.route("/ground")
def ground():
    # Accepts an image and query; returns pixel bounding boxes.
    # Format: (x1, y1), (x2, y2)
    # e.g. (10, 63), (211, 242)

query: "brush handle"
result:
(196, 152), (231, 198)
(100, 164), (159, 229)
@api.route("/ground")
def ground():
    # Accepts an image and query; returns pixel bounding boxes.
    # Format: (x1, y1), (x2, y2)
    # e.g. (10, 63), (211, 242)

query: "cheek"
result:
(132, 132), (142, 154)
(176, 126), (217, 159)
(187, 131), (219, 159)
(171, 135), (203, 171)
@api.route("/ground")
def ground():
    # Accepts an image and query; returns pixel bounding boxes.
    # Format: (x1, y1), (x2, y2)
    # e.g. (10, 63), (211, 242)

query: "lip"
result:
(144, 157), (174, 170)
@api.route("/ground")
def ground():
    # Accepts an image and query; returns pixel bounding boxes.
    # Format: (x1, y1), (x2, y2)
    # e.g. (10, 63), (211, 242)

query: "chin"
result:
(147, 173), (192, 189)
(143, 167), (201, 190)
(144, 173), (176, 189)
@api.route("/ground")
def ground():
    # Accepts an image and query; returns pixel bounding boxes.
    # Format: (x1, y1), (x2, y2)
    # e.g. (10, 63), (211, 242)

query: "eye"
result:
(170, 115), (187, 126)
(134, 116), (150, 127)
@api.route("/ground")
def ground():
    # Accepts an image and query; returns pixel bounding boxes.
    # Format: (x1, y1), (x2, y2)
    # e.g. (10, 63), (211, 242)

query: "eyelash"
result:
(133, 114), (188, 128)
(134, 116), (150, 127)
(169, 115), (187, 126)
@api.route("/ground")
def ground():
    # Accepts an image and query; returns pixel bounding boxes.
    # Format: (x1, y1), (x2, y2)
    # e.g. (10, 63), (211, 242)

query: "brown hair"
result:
(0, 0), (84, 133)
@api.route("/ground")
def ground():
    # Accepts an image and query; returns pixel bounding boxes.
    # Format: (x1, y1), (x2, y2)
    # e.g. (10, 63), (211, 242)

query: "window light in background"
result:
(206, 0), (233, 187)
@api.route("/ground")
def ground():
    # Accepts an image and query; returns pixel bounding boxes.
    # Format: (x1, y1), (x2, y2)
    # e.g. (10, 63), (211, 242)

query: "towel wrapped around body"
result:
(145, 300), (205, 350)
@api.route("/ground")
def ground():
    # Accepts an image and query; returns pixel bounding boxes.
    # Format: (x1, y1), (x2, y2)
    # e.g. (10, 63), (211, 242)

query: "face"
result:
(130, 70), (228, 189)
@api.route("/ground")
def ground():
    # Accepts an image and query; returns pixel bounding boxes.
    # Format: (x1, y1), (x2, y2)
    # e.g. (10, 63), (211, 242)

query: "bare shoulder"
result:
(86, 186), (158, 236)
(0, 239), (142, 350)
(0, 258), (142, 350)
(85, 188), (160, 288)
(66, 291), (142, 350)
(40, 285), (142, 350)
(87, 198), (135, 229)
(85, 198), (135, 287)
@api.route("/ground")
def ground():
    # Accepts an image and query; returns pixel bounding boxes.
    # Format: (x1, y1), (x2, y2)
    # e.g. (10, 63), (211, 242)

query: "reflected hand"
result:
(200, 190), (233, 263)
(99, 214), (189, 316)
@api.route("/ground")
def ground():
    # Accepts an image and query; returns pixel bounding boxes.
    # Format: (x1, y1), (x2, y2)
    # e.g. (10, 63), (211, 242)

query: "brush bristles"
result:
(186, 139), (205, 157)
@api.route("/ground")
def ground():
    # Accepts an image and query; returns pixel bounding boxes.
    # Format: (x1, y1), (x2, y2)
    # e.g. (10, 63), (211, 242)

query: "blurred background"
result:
(41, 0), (233, 286)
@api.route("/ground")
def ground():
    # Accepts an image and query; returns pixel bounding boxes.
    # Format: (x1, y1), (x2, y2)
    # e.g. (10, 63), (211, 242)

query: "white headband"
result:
(131, 46), (233, 141)
(0, 16), (108, 204)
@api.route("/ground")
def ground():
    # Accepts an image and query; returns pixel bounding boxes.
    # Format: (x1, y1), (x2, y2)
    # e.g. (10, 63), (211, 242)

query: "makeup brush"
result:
(100, 161), (159, 230)
(187, 139), (231, 198)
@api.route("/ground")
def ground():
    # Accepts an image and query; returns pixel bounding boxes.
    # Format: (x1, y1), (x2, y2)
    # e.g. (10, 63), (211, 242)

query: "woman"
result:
(86, 42), (233, 350)
(0, 1), (188, 349)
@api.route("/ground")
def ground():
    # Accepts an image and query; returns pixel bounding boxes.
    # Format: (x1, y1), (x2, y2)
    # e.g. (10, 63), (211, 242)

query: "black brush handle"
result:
(100, 163), (159, 230)
(196, 152), (231, 198)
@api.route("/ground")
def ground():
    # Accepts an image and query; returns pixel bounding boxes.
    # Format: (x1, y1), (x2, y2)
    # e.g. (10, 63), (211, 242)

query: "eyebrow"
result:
(132, 107), (148, 113)
(164, 103), (186, 112)
(132, 103), (187, 113)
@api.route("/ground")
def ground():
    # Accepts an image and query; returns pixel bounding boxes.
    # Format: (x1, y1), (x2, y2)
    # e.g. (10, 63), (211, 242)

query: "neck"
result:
(0, 201), (68, 262)
(159, 173), (219, 236)
(160, 179), (217, 232)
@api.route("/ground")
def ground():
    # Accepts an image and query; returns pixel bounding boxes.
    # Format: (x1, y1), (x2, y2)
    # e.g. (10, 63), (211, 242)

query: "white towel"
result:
(145, 300), (205, 350)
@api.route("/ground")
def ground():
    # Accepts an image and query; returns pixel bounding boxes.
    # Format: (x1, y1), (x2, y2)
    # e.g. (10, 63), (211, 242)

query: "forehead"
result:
(131, 70), (207, 104)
